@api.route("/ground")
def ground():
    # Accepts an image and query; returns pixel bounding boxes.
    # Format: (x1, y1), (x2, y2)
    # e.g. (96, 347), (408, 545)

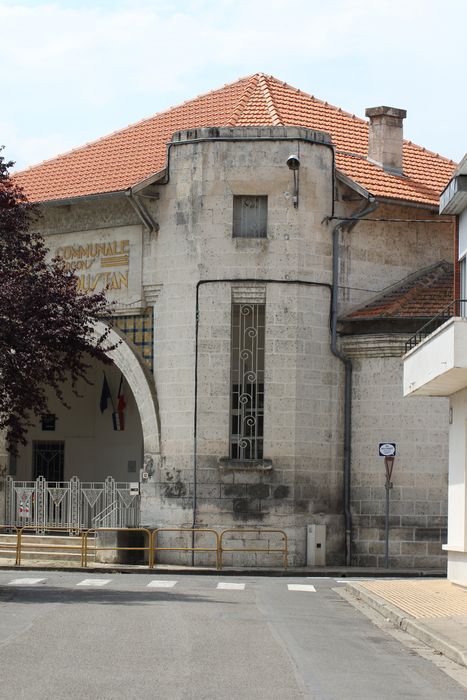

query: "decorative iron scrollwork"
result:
(230, 303), (265, 460)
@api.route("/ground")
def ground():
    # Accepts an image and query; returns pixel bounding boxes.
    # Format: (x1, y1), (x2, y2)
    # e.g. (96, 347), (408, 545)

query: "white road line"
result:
(216, 582), (245, 590)
(76, 579), (110, 587)
(306, 576), (332, 580)
(146, 580), (177, 588)
(8, 578), (46, 586)
(287, 584), (316, 592)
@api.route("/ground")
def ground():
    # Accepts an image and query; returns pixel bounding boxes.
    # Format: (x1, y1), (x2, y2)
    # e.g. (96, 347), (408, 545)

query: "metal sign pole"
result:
(379, 443), (396, 570)
(384, 456), (394, 569)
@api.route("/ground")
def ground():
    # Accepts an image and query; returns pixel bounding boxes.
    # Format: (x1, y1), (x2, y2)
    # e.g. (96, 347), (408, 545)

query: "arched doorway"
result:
(3, 324), (160, 529)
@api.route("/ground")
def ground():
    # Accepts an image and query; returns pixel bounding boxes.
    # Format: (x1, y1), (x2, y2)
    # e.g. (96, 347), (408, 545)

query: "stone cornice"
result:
(340, 333), (409, 358)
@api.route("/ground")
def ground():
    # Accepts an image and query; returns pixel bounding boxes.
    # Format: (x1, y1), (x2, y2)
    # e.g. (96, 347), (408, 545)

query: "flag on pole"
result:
(100, 373), (112, 413)
(113, 373), (126, 431)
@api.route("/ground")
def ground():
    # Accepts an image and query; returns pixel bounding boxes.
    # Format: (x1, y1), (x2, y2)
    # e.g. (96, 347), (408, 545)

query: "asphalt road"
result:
(0, 572), (465, 700)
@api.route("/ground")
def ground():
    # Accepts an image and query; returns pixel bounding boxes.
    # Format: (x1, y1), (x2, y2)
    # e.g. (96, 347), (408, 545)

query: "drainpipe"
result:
(125, 188), (159, 234)
(330, 198), (379, 565)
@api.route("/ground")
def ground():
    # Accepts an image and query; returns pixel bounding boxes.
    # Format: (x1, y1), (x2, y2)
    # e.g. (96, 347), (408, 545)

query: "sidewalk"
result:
(345, 579), (467, 668)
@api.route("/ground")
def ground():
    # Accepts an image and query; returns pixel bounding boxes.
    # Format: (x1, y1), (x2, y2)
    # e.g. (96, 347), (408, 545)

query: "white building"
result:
(2, 74), (457, 568)
(404, 154), (467, 585)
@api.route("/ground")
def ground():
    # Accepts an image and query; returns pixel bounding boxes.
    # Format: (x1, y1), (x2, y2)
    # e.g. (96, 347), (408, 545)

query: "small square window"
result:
(233, 196), (267, 238)
(41, 414), (57, 431)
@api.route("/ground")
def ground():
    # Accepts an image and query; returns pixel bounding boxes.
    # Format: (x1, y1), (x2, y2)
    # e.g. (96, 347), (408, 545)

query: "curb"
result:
(345, 582), (467, 669)
(0, 563), (447, 577)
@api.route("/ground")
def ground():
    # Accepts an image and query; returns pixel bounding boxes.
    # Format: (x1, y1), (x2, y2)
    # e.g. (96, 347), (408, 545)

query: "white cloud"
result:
(0, 0), (466, 167)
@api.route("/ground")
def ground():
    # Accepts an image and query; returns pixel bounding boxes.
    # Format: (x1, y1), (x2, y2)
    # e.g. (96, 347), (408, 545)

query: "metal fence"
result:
(405, 299), (467, 353)
(5, 475), (140, 533)
(1, 526), (289, 569)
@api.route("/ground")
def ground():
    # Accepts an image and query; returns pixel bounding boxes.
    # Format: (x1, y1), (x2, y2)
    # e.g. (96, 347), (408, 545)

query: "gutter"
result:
(330, 197), (379, 566)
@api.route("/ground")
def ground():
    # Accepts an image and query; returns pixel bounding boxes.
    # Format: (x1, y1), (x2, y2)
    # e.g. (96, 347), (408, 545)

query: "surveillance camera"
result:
(287, 155), (300, 170)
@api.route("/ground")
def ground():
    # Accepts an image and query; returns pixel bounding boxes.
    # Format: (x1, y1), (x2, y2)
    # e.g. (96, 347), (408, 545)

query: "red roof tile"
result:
(342, 261), (454, 320)
(14, 74), (456, 206)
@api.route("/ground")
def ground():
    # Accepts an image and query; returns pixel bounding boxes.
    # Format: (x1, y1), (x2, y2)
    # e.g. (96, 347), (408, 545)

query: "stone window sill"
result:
(218, 458), (273, 472)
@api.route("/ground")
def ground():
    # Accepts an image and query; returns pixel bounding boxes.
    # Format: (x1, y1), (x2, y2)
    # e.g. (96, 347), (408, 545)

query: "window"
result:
(230, 303), (265, 460)
(232, 195), (267, 238)
(33, 441), (65, 482)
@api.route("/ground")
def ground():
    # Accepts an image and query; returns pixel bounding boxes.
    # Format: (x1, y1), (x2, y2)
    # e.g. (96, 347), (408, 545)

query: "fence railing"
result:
(405, 299), (467, 353)
(5, 476), (140, 532)
(219, 528), (288, 570)
(153, 528), (221, 569)
(0, 527), (289, 570)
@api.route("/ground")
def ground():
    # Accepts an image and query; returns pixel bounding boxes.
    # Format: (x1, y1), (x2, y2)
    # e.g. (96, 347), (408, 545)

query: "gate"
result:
(5, 475), (140, 532)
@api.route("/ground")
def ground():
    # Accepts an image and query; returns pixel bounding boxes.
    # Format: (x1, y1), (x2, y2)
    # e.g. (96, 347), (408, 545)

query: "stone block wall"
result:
(344, 335), (448, 569)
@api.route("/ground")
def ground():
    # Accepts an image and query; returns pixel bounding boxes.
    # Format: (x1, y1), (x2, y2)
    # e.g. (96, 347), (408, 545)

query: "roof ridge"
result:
(15, 73), (259, 176)
(257, 74), (283, 126)
(227, 74), (261, 126)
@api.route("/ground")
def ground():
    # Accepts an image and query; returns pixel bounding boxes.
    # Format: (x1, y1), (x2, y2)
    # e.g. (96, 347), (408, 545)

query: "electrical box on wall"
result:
(307, 524), (326, 566)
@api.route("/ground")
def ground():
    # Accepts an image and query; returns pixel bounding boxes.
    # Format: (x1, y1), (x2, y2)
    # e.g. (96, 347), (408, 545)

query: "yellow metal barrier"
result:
(83, 527), (153, 568)
(16, 526), (89, 566)
(2, 525), (289, 570)
(0, 525), (22, 566)
(152, 528), (221, 569)
(219, 529), (288, 570)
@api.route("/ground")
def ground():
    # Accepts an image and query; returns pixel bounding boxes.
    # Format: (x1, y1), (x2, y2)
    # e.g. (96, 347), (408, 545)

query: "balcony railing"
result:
(405, 299), (467, 353)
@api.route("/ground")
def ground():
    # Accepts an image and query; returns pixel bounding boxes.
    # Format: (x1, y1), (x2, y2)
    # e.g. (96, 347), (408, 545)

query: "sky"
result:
(1, 0), (466, 171)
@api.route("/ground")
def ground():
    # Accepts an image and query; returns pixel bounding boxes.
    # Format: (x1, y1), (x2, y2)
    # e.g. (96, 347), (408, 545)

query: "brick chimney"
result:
(365, 106), (407, 174)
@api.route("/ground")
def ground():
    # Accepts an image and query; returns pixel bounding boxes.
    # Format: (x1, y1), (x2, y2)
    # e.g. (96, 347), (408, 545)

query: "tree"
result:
(0, 149), (115, 451)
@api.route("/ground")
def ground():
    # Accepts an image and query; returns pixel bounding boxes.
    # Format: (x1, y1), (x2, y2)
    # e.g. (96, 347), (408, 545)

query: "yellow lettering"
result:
(118, 272), (128, 289)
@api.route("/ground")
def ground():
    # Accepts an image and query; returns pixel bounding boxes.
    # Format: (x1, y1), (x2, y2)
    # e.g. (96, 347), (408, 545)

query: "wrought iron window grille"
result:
(230, 303), (265, 460)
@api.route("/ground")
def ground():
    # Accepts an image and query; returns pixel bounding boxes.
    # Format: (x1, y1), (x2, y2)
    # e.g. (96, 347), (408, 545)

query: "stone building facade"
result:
(3, 74), (457, 568)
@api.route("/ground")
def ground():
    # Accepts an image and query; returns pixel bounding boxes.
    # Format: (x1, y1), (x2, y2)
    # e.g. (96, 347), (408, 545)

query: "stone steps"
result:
(0, 533), (96, 562)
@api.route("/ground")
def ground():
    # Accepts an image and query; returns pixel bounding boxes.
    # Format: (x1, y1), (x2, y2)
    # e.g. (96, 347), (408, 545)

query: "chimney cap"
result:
(365, 106), (407, 120)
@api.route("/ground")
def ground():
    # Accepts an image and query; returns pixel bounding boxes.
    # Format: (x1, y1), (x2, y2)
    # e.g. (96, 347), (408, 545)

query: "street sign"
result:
(379, 442), (396, 457)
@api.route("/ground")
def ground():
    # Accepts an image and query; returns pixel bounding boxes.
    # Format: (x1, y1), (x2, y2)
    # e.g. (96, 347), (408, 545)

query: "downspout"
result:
(330, 198), (379, 565)
(126, 188), (159, 234)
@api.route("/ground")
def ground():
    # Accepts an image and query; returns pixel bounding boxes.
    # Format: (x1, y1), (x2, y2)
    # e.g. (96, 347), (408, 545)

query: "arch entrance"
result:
(3, 323), (160, 529)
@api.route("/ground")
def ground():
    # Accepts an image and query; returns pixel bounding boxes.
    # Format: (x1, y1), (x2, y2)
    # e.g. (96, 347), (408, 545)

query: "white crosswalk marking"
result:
(76, 579), (110, 587)
(216, 582), (245, 590)
(146, 580), (177, 588)
(8, 578), (45, 586)
(287, 584), (316, 592)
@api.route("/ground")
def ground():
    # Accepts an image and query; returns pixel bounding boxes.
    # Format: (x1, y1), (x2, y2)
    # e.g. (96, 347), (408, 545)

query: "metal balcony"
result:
(405, 299), (467, 353)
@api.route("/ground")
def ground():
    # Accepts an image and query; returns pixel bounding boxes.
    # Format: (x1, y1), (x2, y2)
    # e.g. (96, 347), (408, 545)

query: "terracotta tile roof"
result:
(14, 74), (456, 206)
(342, 261), (454, 320)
